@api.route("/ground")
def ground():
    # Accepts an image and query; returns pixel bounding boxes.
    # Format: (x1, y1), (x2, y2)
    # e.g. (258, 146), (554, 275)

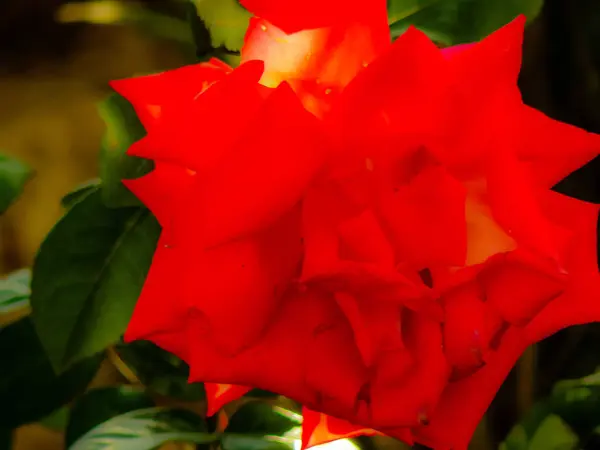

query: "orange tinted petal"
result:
(204, 383), (251, 416)
(301, 408), (381, 449)
(241, 8), (389, 116)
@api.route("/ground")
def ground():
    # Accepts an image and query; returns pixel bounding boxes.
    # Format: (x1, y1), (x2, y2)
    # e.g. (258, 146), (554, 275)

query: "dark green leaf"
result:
(221, 434), (298, 450)
(0, 429), (11, 450)
(98, 94), (153, 208)
(61, 179), (101, 208)
(115, 340), (205, 401)
(31, 188), (161, 371)
(190, 0), (251, 52)
(0, 268), (31, 313)
(387, 0), (543, 45)
(226, 402), (302, 436)
(0, 153), (31, 213)
(68, 407), (215, 450)
(0, 317), (103, 429)
(65, 386), (155, 447)
(246, 389), (280, 399)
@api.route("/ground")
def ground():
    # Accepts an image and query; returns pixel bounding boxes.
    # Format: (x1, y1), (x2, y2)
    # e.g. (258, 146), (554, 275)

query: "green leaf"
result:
(226, 402), (302, 436)
(528, 415), (578, 450)
(61, 179), (101, 208)
(190, 0), (251, 52)
(68, 407), (215, 450)
(115, 340), (205, 401)
(65, 386), (155, 447)
(0, 317), (103, 429)
(98, 94), (153, 208)
(387, 0), (544, 45)
(31, 188), (161, 371)
(0, 153), (31, 213)
(0, 268), (31, 313)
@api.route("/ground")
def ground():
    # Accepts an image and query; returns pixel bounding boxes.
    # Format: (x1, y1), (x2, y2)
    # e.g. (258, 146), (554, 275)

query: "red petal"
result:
(186, 287), (365, 410)
(333, 26), (447, 140)
(204, 383), (251, 416)
(301, 408), (381, 449)
(110, 61), (231, 129)
(334, 292), (404, 367)
(480, 253), (565, 326)
(485, 151), (570, 263)
(517, 105), (600, 187)
(525, 193), (600, 342)
(413, 328), (528, 450)
(240, 0), (387, 35)
(173, 82), (328, 249)
(123, 162), (195, 243)
(125, 234), (185, 343)
(180, 206), (303, 355)
(368, 311), (450, 427)
(127, 60), (266, 172)
(374, 159), (467, 269)
(442, 282), (503, 377)
(448, 16), (525, 89)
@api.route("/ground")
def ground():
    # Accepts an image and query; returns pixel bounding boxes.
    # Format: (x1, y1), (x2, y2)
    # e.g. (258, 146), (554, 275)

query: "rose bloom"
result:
(111, 0), (600, 448)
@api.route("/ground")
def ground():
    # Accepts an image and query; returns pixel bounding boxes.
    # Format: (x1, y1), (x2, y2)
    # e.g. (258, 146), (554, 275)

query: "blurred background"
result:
(1, 0), (600, 449)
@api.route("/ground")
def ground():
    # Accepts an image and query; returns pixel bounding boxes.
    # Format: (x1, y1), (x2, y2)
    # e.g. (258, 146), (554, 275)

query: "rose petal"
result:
(368, 311), (450, 427)
(301, 408), (382, 449)
(127, 60), (266, 172)
(187, 287), (364, 410)
(413, 328), (528, 450)
(180, 206), (303, 355)
(174, 82), (328, 249)
(109, 59), (232, 128)
(204, 383), (252, 416)
(123, 162), (195, 243)
(517, 105), (600, 187)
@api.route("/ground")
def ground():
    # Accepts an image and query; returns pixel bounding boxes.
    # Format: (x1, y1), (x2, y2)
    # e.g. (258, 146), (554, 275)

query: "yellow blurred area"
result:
(0, 4), (186, 273)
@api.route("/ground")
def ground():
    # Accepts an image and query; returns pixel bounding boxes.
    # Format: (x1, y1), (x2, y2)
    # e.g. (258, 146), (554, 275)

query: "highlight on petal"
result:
(241, 14), (389, 116)
(205, 383), (251, 416)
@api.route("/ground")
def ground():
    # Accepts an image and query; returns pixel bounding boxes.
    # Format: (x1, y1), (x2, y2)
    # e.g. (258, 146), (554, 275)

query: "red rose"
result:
(113, 1), (600, 449)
